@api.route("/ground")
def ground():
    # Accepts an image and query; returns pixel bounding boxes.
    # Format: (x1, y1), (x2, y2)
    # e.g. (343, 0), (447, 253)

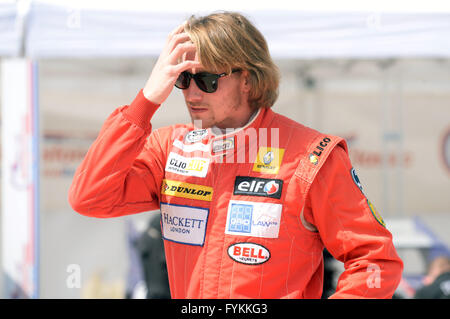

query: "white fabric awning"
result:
(0, 1), (22, 57)
(3, 1), (450, 59)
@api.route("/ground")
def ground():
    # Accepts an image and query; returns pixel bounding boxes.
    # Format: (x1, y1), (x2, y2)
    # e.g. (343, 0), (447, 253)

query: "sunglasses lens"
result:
(175, 72), (190, 89)
(195, 74), (218, 93)
(175, 72), (222, 93)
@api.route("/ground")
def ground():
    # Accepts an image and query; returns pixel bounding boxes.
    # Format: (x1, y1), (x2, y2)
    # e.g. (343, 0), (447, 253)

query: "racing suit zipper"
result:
(202, 152), (225, 298)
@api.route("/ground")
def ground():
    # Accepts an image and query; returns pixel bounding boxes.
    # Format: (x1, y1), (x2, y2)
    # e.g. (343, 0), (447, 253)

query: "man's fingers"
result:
(169, 42), (197, 64)
(167, 33), (192, 54)
(173, 60), (203, 74)
(169, 21), (186, 35)
(168, 21), (187, 38)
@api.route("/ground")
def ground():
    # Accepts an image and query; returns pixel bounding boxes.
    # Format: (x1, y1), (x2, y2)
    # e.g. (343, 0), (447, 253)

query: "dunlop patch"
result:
(161, 179), (213, 201)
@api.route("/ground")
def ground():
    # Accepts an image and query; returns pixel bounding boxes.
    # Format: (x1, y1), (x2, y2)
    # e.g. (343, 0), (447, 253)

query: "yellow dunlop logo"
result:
(161, 179), (213, 201)
(253, 147), (285, 174)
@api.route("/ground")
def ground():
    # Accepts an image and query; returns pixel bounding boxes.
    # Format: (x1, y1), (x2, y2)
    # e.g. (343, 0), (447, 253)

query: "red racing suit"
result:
(69, 89), (403, 298)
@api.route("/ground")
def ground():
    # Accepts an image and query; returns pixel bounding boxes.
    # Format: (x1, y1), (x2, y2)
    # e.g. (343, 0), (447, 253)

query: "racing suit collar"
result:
(210, 107), (261, 137)
(208, 107), (274, 157)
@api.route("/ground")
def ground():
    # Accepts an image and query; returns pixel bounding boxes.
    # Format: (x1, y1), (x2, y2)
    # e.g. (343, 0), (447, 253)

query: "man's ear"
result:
(240, 70), (251, 93)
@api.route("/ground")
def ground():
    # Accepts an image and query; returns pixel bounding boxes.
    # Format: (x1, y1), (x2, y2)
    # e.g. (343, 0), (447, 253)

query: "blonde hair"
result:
(184, 11), (280, 109)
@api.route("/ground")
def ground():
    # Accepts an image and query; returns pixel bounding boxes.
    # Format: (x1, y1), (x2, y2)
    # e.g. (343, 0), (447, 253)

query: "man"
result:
(69, 12), (403, 298)
(135, 214), (171, 299)
(414, 256), (450, 299)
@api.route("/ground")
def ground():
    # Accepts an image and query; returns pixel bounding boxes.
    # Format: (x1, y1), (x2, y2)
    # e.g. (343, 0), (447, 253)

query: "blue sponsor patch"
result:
(350, 167), (364, 194)
(226, 200), (282, 238)
(228, 203), (253, 233)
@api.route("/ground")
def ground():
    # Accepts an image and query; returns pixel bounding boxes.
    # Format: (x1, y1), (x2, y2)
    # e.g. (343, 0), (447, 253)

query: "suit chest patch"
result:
(165, 152), (210, 178)
(225, 200), (282, 238)
(161, 203), (209, 246)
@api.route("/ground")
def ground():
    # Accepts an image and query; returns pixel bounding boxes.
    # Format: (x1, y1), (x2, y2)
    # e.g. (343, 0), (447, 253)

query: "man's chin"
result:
(190, 116), (213, 129)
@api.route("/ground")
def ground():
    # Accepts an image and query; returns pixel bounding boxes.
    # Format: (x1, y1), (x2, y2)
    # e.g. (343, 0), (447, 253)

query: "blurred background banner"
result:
(1, 58), (39, 298)
(0, 0), (449, 298)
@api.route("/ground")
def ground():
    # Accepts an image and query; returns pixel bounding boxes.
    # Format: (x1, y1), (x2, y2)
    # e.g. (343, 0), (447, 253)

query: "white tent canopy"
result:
(0, 1), (22, 56)
(2, 0), (450, 59)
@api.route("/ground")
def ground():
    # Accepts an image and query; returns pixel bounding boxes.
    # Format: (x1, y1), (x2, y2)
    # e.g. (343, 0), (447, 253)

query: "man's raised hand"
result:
(143, 22), (202, 105)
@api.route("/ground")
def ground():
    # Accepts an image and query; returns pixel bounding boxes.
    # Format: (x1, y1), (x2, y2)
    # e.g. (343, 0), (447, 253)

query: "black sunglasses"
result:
(175, 69), (241, 93)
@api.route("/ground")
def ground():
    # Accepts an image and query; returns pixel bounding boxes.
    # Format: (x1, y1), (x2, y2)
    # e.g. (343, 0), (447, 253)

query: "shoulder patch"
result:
(295, 134), (346, 184)
(308, 137), (332, 165)
(350, 167), (364, 194)
(367, 200), (386, 228)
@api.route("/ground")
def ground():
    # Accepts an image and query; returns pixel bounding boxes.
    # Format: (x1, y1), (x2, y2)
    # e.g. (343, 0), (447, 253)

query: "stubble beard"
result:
(188, 86), (244, 130)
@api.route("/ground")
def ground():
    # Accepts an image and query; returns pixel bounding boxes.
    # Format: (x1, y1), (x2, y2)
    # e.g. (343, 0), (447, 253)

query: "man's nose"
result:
(184, 79), (204, 101)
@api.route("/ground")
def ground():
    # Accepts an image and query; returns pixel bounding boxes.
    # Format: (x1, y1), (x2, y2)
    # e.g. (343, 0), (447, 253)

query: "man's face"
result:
(181, 52), (252, 130)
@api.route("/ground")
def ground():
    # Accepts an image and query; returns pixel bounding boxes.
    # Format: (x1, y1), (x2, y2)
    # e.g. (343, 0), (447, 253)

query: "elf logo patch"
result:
(227, 242), (270, 265)
(233, 176), (283, 199)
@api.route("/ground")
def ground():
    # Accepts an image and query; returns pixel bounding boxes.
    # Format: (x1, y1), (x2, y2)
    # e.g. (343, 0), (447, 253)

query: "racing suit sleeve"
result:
(68, 90), (165, 218)
(303, 145), (403, 299)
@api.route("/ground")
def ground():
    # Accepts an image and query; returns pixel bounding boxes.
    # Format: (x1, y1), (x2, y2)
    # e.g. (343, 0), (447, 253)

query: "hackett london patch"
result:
(161, 202), (209, 246)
